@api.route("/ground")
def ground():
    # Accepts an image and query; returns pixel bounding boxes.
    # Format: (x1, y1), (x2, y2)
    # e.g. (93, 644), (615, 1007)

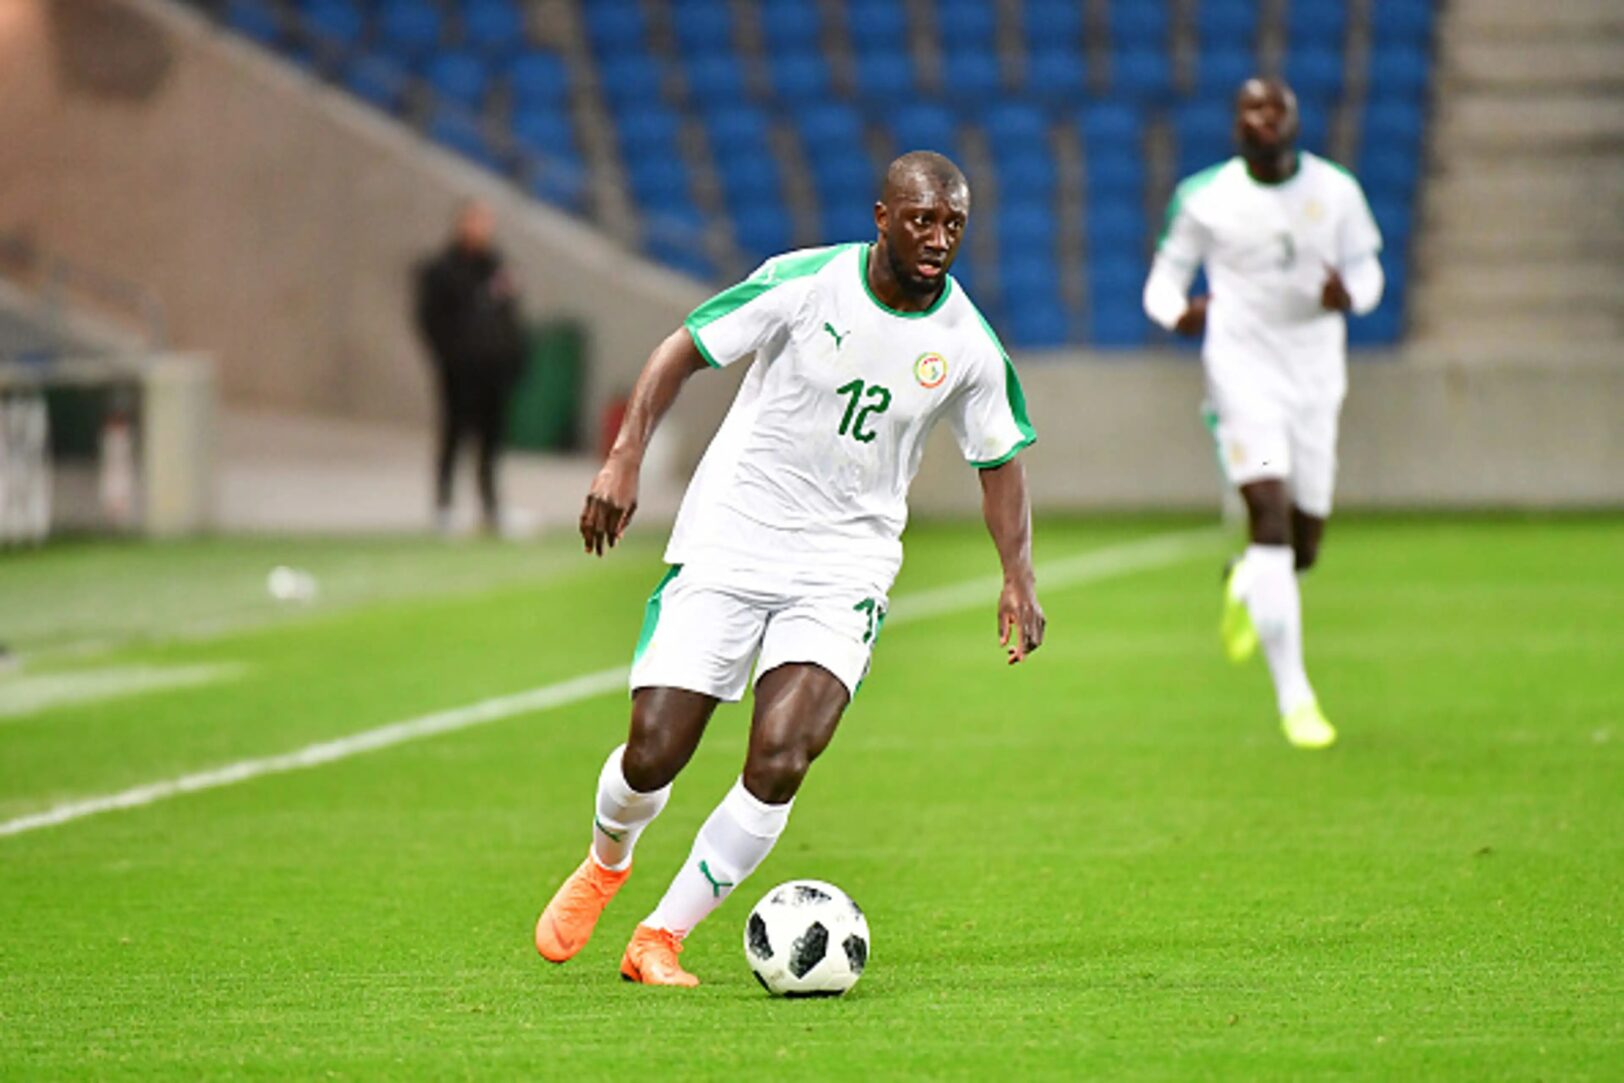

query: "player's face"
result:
(1234, 80), (1299, 155)
(876, 181), (970, 296)
(457, 204), (496, 252)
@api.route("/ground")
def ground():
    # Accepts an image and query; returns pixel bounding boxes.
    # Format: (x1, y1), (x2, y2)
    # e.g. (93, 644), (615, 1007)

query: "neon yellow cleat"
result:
(1282, 701), (1337, 749)
(1220, 562), (1258, 664)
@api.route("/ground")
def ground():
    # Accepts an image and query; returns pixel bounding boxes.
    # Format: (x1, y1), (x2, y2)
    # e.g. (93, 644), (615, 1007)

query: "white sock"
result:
(645, 779), (792, 937)
(590, 745), (671, 872)
(1242, 544), (1317, 715)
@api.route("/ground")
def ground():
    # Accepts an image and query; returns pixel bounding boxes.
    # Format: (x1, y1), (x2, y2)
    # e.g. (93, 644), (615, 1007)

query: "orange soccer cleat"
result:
(535, 856), (630, 963)
(619, 924), (700, 987)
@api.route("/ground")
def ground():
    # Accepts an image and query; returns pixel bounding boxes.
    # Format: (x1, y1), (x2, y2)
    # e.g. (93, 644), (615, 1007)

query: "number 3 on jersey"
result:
(835, 379), (891, 444)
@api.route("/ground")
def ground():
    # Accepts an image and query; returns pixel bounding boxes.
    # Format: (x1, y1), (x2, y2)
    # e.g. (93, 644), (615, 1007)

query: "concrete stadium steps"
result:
(1411, 0), (1624, 349)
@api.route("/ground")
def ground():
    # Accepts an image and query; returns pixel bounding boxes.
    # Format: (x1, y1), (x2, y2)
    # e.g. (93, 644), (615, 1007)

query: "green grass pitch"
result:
(0, 517), (1619, 1079)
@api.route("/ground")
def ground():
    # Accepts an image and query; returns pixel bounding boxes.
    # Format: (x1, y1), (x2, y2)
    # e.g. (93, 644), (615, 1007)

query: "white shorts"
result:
(628, 564), (889, 702)
(1204, 397), (1342, 518)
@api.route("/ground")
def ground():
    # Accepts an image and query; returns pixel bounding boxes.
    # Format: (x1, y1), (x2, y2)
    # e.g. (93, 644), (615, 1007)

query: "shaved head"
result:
(882, 151), (969, 207)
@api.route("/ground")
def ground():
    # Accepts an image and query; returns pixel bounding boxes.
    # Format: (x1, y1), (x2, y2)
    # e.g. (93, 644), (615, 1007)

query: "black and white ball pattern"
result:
(743, 880), (869, 997)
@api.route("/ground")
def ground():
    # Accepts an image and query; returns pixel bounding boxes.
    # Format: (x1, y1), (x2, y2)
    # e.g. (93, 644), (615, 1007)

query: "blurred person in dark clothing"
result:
(415, 200), (526, 534)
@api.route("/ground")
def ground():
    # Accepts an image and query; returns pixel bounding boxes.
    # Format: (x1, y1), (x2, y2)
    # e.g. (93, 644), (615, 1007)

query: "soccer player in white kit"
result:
(1143, 78), (1384, 749)
(534, 152), (1046, 985)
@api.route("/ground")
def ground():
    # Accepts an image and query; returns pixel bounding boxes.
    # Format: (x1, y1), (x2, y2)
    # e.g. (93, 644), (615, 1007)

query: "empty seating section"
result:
(217, 0), (1434, 347)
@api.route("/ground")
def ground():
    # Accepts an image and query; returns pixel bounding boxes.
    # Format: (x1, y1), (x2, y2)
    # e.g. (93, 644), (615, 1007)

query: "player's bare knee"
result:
(621, 732), (681, 792)
(1294, 543), (1319, 572)
(743, 743), (811, 804)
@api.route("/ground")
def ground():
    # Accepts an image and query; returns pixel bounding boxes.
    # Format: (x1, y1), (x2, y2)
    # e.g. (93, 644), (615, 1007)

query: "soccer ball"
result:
(743, 879), (869, 997)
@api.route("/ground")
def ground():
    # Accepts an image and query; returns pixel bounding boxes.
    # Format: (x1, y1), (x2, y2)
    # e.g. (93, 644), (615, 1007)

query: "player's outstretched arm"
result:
(580, 328), (709, 556)
(978, 458), (1046, 665)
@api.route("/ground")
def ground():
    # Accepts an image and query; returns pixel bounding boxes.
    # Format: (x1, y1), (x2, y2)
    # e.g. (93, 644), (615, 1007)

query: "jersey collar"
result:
(859, 244), (954, 319)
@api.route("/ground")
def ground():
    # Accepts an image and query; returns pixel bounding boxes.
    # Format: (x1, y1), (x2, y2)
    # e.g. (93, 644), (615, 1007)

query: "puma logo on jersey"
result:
(823, 322), (851, 350)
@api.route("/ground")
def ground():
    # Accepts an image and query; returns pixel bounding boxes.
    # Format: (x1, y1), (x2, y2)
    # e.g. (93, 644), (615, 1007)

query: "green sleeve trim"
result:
(972, 433), (1036, 470)
(633, 564), (682, 663)
(687, 325), (722, 368)
(966, 303), (1037, 465)
(683, 244), (853, 335)
(1157, 160), (1229, 248)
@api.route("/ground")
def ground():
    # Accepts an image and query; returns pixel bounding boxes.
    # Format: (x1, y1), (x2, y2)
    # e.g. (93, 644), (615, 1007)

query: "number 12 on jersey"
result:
(835, 379), (891, 444)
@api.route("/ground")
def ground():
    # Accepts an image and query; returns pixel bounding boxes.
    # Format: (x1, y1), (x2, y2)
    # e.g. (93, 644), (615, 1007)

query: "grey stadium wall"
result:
(3, 0), (1619, 514)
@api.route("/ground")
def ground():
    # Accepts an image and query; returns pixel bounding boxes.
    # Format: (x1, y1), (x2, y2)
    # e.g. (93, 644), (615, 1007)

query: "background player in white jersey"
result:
(534, 152), (1045, 986)
(1142, 78), (1384, 749)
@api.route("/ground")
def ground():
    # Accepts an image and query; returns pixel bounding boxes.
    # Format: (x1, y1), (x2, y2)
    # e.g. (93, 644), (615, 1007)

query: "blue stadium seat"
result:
(1286, 0), (1348, 48)
(1022, 0), (1084, 51)
(1191, 45), (1255, 98)
(1296, 105), (1329, 155)
(1368, 44), (1432, 100)
(684, 53), (748, 105)
(1172, 102), (1232, 177)
(1005, 295), (1071, 347)
(377, 2), (444, 63)
(1285, 45), (1345, 102)
(1372, 0), (1435, 47)
(526, 155), (587, 211)
(1108, 0), (1170, 48)
(768, 49), (834, 104)
(732, 202), (795, 261)
(1369, 196), (1415, 246)
(343, 52), (409, 113)
(1087, 255), (1151, 345)
(1087, 199), (1147, 253)
(795, 102), (866, 150)
(997, 149), (1059, 200)
(583, 4), (645, 54)
(1347, 254), (1404, 344)
(888, 102), (960, 159)
(761, 0), (822, 50)
(1363, 99), (1426, 151)
(981, 102), (1048, 156)
(809, 153), (877, 206)
(1078, 102), (1142, 148)
(1112, 48), (1174, 103)
(508, 50), (569, 106)
(948, 256), (978, 298)
(644, 202), (714, 281)
(428, 108), (498, 170)
(704, 104), (773, 151)
(1360, 145), (1422, 199)
(1085, 147), (1144, 200)
(853, 47), (918, 101)
(672, 1), (735, 54)
(627, 158), (694, 209)
(1024, 46), (1087, 104)
(615, 105), (683, 158)
(846, 0), (909, 52)
(300, 0), (364, 51)
(819, 200), (879, 245)
(999, 204), (1051, 253)
(598, 54), (665, 113)
(462, 0), (525, 59)
(1196, 0), (1258, 48)
(227, 0), (281, 46)
(424, 51), (492, 110)
(717, 155), (783, 204)
(938, 0), (998, 42)
(510, 107), (577, 159)
(940, 45), (1003, 102)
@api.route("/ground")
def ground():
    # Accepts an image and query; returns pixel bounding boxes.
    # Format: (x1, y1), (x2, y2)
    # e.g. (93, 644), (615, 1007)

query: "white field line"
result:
(0, 664), (246, 722)
(0, 528), (1220, 840)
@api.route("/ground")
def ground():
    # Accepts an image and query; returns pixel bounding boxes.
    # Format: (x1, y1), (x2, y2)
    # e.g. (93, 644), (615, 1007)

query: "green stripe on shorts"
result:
(633, 565), (682, 663)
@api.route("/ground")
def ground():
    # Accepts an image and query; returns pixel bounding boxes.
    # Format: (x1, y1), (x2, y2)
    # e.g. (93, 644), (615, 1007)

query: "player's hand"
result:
(579, 452), (639, 556)
(1174, 295), (1208, 337)
(998, 579), (1046, 665)
(1321, 266), (1352, 312)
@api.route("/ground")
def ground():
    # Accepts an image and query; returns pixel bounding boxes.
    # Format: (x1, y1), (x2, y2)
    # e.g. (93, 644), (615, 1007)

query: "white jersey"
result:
(672, 242), (1034, 586)
(1156, 152), (1382, 406)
